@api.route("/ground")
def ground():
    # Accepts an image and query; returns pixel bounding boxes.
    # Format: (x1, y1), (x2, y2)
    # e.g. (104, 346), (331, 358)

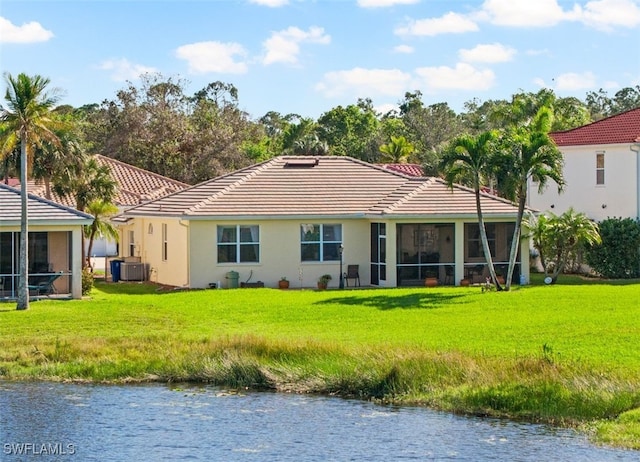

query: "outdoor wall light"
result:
(602, 204), (607, 209)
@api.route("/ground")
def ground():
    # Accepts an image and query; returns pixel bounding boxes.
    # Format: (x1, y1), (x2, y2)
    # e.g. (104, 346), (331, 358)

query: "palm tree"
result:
(53, 155), (117, 268)
(84, 199), (119, 271)
(494, 107), (564, 290)
(379, 135), (415, 163)
(526, 208), (600, 283)
(439, 130), (503, 289)
(0, 73), (63, 310)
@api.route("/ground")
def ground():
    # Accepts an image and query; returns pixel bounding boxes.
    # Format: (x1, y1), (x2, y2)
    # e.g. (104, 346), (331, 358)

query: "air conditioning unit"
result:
(120, 262), (146, 281)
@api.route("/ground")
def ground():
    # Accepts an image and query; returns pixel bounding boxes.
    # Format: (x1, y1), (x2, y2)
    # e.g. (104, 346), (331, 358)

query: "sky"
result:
(2, 0), (640, 120)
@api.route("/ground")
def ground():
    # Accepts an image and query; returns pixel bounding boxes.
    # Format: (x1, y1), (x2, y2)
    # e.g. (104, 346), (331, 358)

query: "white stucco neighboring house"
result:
(0, 184), (93, 300)
(529, 107), (640, 221)
(113, 156), (530, 289)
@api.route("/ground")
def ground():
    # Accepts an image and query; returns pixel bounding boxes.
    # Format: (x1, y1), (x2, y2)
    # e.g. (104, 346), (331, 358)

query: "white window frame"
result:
(300, 224), (342, 262)
(128, 230), (135, 257)
(162, 223), (168, 261)
(217, 225), (260, 263)
(596, 151), (605, 185)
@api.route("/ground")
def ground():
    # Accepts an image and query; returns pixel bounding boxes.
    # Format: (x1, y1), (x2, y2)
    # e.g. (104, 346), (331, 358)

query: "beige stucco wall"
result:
(529, 143), (639, 221)
(189, 219), (371, 289)
(124, 216), (530, 289)
(117, 218), (189, 287)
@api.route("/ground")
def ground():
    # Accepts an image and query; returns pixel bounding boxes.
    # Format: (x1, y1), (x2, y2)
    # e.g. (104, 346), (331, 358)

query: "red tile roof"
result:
(379, 163), (424, 177)
(550, 107), (640, 146)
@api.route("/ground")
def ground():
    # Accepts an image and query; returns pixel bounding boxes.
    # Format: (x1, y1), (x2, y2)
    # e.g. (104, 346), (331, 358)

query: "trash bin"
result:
(110, 259), (124, 283)
(225, 271), (239, 289)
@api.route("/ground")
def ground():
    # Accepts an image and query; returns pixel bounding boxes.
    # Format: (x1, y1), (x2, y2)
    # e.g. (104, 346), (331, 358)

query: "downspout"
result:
(631, 140), (640, 220)
(179, 219), (190, 288)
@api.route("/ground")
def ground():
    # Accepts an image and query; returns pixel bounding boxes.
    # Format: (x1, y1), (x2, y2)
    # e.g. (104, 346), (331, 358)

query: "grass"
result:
(0, 275), (639, 449)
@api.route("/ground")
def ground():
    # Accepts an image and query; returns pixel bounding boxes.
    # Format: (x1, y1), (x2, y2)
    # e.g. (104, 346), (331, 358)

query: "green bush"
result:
(585, 217), (640, 278)
(81, 268), (94, 295)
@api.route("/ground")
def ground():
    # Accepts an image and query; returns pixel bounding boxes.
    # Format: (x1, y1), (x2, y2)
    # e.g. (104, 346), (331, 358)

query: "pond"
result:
(0, 382), (635, 461)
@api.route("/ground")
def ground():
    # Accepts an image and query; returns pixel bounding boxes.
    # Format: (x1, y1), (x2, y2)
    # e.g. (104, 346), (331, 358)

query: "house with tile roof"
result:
(114, 156), (529, 289)
(528, 107), (640, 221)
(0, 184), (93, 300)
(19, 154), (189, 257)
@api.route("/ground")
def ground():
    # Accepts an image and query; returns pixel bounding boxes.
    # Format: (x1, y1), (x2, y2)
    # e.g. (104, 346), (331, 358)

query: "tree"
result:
(493, 105), (564, 290)
(84, 199), (119, 271)
(0, 73), (63, 310)
(379, 135), (415, 163)
(53, 155), (117, 268)
(526, 208), (601, 283)
(585, 217), (640, 279)
(439, 131), (503, 289)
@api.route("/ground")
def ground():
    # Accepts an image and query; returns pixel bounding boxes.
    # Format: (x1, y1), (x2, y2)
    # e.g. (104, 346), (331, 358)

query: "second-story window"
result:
(596, 152), (605, 185)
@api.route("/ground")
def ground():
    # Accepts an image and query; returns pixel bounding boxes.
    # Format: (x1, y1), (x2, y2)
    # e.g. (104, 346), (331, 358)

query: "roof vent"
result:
(284, 158), (319, 168)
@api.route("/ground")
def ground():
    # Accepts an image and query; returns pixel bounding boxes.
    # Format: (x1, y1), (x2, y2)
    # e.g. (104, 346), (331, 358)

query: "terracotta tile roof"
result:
(379, 163), (424, 177)
(18, 154), (189, 209)
(550, 107), (640, 146)
(0, 183), (93, 225)
(119, 156), (520, 220)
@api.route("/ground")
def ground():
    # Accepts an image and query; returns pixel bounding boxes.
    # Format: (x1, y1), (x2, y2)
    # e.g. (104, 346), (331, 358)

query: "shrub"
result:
(585, 217), (640, 278)
(82, 268), (94, 295)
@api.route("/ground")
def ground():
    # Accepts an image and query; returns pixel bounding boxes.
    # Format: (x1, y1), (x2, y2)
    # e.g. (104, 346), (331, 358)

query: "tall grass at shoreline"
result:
(0, 278), (638, 448)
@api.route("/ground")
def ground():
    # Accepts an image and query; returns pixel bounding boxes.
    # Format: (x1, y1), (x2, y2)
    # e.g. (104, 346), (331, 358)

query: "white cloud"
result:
(263, 26), (330, 65)
(553, 72), (597, 90)
(0, 17), (54, 43)
(577, 0), (640, 31)
(480, 0), (573, 27)
(395, 12), (479, 36)
(358, 0), (419, 7)
(315, 68), (412, 98)
(249, 0), (289, 6)
(393, 44), (414, 54)
(374, 103), (400, 116)
(175, 41), (248, 74)
(458, 43), (516, 63)
(414, 63), (495, 90)
(98, 59), (158, 82)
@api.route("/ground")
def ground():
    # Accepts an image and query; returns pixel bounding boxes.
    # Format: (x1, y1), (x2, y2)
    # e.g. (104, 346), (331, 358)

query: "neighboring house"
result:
(529, 107), (640, 221)
(0, 184), (93, 300)
(22, 155), (189, 257)
(114, 156), (529, 289)
(379, 163), (424, 177)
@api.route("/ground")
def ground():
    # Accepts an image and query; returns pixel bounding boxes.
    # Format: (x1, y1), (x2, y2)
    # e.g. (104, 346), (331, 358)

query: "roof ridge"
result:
(376, 177), (435, 212)
(96, 154), (190, 187)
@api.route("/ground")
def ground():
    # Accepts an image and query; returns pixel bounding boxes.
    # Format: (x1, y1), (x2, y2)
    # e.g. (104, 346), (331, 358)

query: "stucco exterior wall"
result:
(529, 143), (639, 221)
(189, 219), (372, 289)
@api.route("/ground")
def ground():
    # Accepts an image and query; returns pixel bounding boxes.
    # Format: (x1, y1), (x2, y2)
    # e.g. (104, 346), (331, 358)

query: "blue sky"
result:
(2, 0), (640, 120)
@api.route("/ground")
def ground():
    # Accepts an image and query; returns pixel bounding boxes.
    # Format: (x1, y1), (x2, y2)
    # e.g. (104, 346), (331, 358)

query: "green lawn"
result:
(0, 276), (638, 449)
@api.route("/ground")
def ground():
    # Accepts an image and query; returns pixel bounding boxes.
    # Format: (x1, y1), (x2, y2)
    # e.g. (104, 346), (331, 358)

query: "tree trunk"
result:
(17, 138), (29, 310)
(475, 189), (502, 290)
(506, 188), (527, 290)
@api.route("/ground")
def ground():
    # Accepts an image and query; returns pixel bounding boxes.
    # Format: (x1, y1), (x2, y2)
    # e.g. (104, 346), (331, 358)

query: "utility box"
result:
(225, 271), (239, 289)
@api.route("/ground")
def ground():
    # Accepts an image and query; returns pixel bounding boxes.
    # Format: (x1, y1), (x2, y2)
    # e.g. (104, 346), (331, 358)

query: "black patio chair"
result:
(344, 265), (360, 287)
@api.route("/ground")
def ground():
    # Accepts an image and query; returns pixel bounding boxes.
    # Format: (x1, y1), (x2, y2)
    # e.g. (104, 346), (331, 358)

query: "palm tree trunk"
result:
(505, 191), (527, 290)
(17, 139), (29, 310)
(475, 189), (502, 290)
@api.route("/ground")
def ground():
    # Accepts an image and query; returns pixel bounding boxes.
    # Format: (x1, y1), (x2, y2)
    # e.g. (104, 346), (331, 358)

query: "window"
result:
(162, 223), (168, 261)
(128, 230), (135, 257)
(217, 225), (259, 263)
(466, 223), (496, 259)
(300, 224), (342, 262)
(596, 152), (605, 185)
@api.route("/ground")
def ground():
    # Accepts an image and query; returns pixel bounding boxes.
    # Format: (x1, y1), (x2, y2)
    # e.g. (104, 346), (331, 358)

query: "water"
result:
(0, 382), (636, 461)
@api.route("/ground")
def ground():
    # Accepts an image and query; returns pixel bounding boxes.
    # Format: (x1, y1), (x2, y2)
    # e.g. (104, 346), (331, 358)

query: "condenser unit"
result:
(120, 262), (147, 281)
